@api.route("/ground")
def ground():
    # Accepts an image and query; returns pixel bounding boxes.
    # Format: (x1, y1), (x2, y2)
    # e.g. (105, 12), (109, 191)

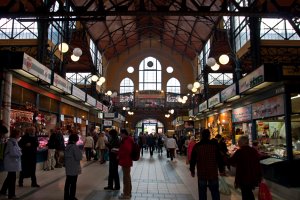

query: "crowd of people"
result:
(0, 120), (263, 200)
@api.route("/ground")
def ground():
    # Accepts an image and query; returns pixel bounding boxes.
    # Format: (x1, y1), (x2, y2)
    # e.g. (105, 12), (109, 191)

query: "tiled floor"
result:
(0, 150), (298, 199)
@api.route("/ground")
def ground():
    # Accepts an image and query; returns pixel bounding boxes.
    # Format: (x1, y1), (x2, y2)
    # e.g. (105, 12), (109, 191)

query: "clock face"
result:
(147, 61), (153, 67)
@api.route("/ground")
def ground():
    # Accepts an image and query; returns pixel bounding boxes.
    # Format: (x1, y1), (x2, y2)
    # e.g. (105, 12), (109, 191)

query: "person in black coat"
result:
(104, 129), (121, 190)
(18, 126), (40, 187)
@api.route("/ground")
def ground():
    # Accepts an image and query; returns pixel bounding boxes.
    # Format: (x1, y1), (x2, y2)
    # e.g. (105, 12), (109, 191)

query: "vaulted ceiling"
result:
(1, 0), (299, 64)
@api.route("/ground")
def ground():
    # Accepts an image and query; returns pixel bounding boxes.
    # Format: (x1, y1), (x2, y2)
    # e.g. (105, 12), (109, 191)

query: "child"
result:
(64, 134), (82, 200)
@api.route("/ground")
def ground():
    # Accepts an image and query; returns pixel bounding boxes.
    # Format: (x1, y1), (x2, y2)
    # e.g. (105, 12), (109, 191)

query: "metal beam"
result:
(0, 10), (293, 21)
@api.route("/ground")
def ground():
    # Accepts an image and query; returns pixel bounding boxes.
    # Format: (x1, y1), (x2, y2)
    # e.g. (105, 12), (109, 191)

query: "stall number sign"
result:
(103, 120), (112, 126)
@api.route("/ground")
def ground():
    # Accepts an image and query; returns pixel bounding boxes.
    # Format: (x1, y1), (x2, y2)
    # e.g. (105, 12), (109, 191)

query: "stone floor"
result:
(0, 149), (298, 200)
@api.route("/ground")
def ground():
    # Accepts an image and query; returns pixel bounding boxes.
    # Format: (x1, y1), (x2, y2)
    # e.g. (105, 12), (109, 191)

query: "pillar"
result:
(2, 72), (12, 135)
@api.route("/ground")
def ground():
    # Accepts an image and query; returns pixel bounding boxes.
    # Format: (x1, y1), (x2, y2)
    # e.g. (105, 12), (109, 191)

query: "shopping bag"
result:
(219, 176), (231, 195)
(258, 182), (272, 200)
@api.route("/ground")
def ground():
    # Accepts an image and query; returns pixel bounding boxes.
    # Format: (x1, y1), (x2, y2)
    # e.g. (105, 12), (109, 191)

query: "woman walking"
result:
(0, 128), (22, 199)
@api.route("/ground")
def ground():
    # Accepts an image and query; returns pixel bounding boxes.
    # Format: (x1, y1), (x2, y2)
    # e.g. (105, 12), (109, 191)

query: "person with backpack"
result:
(118, 129), (133, 199)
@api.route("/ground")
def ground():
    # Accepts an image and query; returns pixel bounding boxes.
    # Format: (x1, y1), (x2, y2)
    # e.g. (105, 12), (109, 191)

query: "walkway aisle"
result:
(1, 151), (289, 200)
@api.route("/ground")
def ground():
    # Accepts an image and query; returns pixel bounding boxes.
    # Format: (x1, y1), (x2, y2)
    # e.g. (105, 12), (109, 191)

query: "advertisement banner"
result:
(252, 94), (285, 119)
(53, 73), (72, 94)
(239, 65), (264, 93)
(221, 83), (237, 102)
(232, 105), (252, 123)
(23, 53), (51, 84)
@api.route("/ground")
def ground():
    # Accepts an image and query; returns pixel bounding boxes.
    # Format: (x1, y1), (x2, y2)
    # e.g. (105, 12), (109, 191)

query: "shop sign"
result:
(71, 85), (86, 101)
(232, 105), (252, 123)
(199, 101), (208, 112)
(239, 65), (264, 93)
(103, 120), (113, 126)
(86, 94), (96, 107)
(96, 101), (103, 110)
(52, 73), (72, 94)
(98, 112), (103, 119)
(102, 105), (108, 113)
(282, 65), (300, 76)
(22, 53), (52, 84)
(252, 94), (285, 119)
(208, 93), (221, 108)
(104, 112), (115, 118)
(221, 83), (237, 102)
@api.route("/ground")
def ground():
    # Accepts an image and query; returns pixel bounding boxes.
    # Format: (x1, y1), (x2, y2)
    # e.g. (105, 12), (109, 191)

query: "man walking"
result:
(189, 129), (224, 200)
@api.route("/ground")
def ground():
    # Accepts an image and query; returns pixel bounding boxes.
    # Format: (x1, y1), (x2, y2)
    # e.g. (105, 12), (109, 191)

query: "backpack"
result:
(131, 142), (140, 161)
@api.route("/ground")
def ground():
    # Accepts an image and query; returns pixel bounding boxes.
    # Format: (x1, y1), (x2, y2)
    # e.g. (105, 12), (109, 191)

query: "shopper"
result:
(166, 135), (177, 161)
(96, 131), (108, 164)
(104, 129), (121, 190)
(64, 133), (82, 200)
(18, 126), (40, 187)
(118, 129), (134, 199)
(54, 129), (65, 168)
(186, 136), (196, 164)
(45, 129), (56, 170)
(229, 135), (262, 200)
(0, 128), (22, 199)
(83, 133), (94, 161)
(189, 129), (224, 200)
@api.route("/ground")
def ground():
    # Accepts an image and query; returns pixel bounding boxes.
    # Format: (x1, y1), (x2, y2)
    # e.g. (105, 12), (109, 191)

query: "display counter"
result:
(260, 158), (300, 187)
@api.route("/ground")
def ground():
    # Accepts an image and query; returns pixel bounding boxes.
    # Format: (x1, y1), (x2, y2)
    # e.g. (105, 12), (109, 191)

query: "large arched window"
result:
(120, 78), (134, 102)
(139, 56), (161, 90)
(166, 78), (180, 93)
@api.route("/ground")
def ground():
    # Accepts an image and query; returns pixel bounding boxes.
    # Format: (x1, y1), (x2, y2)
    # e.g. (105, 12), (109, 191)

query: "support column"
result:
(249, 17), (261, 69)
(2, 72), (12, 135)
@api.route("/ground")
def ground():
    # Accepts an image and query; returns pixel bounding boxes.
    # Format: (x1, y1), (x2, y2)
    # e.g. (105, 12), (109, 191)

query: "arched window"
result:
(120, 78), (134, 94)
(166, 77), (180, 94)
(120, 78), (134, 102)
(139, 56), (162, 90)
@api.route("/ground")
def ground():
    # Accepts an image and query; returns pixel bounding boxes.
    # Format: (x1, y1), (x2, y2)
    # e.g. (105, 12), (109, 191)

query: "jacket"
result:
(64, 143), (82, 176)
(118, 136), (133, 167)
(229, 145), (262, 188)
(190, 139), (223, 180)
(4, 138), (22, 172)
(84, 136), (94, 148)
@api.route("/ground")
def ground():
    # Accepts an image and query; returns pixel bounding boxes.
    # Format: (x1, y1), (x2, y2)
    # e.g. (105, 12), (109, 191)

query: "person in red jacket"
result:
(118, 129), (133, 200)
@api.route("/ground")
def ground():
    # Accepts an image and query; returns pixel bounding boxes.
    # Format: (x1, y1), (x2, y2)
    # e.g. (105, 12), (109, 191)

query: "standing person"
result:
(18, 126), (40, 187)
(45, 129), (56, 170)
(104, 129), (121, 191)
(64, 133), (82, 200)
(83, 133), (94, 161)
(189, 129), (224, 200)
(0, 128), (22, 199)
(137, 132), (144, 157)
(147, 133), (155, 157)
(118, 129), (134, 199)
(214, 134), (229, 172)
(96, 131), (108, 164)
(166, 135), (177, 161)
(229, 135), (262, 200)
(54, 129), (65, 168)
(186, 136), (196, 164)
(0, 122), (8, 170)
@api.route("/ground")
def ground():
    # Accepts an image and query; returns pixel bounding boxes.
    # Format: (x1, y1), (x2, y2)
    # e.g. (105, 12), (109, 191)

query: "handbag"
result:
(219, 176), (231, 195)
(258, 182), (272, 200)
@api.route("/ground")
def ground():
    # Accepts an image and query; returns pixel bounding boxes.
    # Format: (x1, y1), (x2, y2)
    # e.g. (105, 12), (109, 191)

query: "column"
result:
(2, 72), (12, 135)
